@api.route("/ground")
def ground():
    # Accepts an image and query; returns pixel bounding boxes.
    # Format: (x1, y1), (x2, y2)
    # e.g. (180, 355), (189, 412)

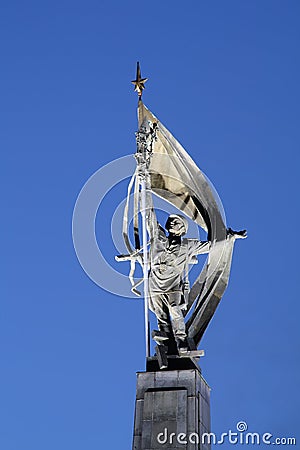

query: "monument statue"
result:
(116, 63), (246, 370)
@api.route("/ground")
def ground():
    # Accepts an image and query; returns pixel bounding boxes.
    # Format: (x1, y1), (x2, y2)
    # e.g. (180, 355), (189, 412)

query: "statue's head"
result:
(165, 214), (188, 236)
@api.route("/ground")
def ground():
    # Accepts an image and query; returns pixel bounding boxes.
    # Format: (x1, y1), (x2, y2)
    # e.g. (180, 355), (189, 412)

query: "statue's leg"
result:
(168, 292), (189, 352)
(151, 293), (170, 334)
(151, 293), (177, 355)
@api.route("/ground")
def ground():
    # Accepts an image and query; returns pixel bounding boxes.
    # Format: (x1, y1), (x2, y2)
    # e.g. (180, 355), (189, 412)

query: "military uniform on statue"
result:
(145, 178), (211, 355)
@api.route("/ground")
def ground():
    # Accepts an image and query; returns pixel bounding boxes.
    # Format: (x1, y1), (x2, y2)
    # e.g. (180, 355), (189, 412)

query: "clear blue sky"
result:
(1, 1), (300, 448)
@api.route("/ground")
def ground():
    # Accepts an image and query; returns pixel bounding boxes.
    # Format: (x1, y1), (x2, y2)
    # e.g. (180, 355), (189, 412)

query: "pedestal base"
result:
(132, 364), (211, 450)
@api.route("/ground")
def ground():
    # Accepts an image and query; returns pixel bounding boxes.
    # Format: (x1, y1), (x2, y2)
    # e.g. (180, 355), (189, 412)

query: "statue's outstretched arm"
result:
(190, 227), (247, 257)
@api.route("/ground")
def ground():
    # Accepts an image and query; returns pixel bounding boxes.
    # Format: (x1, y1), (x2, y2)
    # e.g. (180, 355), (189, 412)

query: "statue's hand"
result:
(115, 254), (135, 262)
(227, 228), (247, 239)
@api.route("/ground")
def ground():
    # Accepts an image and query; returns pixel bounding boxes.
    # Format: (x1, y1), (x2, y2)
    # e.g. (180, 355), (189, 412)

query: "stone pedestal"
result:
(132, 362), (211, 450)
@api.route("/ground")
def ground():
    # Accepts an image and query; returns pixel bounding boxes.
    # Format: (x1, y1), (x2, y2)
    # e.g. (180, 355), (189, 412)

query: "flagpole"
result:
(140, 177), (150, 358)
(132, 62), (150, 358)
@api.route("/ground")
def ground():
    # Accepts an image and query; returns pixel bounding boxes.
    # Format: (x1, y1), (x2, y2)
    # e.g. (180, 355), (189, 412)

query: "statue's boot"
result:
(176, 337), (189, 354)
(152, 330), (169, 344)
(155, 324), (177, 356)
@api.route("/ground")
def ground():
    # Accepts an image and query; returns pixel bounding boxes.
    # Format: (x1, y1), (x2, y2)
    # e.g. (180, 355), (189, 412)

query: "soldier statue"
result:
(145, 180), (246, 356)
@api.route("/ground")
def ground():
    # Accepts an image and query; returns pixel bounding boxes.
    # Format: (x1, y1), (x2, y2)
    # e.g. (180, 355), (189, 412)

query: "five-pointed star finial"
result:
(131, 62), (148, 98)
